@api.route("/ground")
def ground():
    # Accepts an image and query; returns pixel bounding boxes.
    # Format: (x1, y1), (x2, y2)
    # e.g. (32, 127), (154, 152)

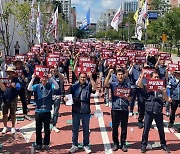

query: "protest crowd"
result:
(0, 40), (180, 153)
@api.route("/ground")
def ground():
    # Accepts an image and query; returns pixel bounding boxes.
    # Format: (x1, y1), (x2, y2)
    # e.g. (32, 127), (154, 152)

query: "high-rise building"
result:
(59, 0), (71, 22)
(123, 1), (138, 13)
(70, 7), (76, 28)
(96, 9), (116, 32)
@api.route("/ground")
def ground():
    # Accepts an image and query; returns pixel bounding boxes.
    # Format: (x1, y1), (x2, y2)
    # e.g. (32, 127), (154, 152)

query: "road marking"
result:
(152, 120), (180, 140)
(93, 93), (113, 154)
(20, 121), (35, 143)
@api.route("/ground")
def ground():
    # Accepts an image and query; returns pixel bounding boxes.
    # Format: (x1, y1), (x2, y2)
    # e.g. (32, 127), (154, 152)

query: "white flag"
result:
(53, 7), (58, 40)
(46, 7), (58, 40)
(137, 0), (148, 29)
(111, 5), (124, 31)
(36, 3), (41, 44)
(135, 25), (142, 41)
(30, 0), (35, 24)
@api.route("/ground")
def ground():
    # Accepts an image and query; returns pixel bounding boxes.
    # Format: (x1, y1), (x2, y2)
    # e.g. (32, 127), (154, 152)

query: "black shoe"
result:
(141, 147), (146, 153)
(35, 145), (42, 151)
(168, 123), (173, 128)
(138, 121), (144, 129)
(121, 144), (128, 152)
(43, 145), (50, 152)
(161, 145), (170, 153)
(112, 144), (119, 151)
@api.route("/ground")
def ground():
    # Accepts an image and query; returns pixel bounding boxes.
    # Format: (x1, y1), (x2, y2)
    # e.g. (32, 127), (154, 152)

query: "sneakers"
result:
(2, 127), (8, 134)
(69, 145), (79, 153)
(161, 145), (170, 153)
(121, 144), (128, 152)
(43, 145), (50, 152)
(35, 145), (42, 151)
(52, 126), (60, 133)
(141, 147), (146, 153)
(129, 112), (133, 117)
(83, 146), (92, 153)
(166, 112), (170, 117)
(138, 121), (144, 129)
(168, 123), (173, 128)
(11, 127), (16, 134)
(112, 144), (119, 151)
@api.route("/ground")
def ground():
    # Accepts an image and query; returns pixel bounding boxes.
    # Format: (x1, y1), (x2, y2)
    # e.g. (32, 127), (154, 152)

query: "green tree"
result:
(0, 0), (17, 55)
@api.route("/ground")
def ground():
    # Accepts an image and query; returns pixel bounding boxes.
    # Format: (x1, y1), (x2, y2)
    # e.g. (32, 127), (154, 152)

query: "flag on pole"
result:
(30, 0), (35, 24)
(111, 5), (124, 31)
(46, 7), (58, 40)
(80, 8), (90, 30)
(53, 7), (58, 40)
(135, 0), (149, 41)
(36, 3), (41, 44)
(0, 0), (3, 15)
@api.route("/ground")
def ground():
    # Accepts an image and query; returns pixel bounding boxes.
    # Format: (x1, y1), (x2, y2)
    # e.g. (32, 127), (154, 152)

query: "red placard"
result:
(178, 61), (180, 71)
(15, 55), (26, 61)
(168, 63), (178, 72)
(46, 57), (59, 67)
(5, 56), (15, 62)
(80, 61), (96, 74)
(14, 69), (23, 77)
(48, 53), (59, 58)
(142, 69), (155, 78)
(0, 78), (12, 88)
(59, 56), (66, 63)
(27, 52), (35, 60)
(106, 58), (117, 65)
(146, 48), (159, 55)
(160, 52), (171, 60)
(79, 57), (91, 64)
(75, 67), (90, 77)
(146, 79), (165, 92)
(135, 55), (146, 64)
(35, 66), (50, 78)
(114, 88), (131, 98)
(116, 56), (129, 65)
(102, 50), (113, 58)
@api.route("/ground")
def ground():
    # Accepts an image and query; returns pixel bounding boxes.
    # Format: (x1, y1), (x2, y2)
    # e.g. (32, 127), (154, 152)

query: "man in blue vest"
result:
(104, 68), (132, 152)
(137, 71), (170, 153)
(167, 70), (180, 128)
(65, 71), (97, 154)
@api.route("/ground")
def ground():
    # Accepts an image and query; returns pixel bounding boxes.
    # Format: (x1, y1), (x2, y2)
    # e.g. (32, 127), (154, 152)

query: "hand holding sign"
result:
(146, 79), (165, 92)
(35, 66), (50, 78)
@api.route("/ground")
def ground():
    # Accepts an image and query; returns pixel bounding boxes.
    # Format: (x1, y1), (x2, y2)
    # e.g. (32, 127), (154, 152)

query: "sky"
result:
(72, 0), (138, 23)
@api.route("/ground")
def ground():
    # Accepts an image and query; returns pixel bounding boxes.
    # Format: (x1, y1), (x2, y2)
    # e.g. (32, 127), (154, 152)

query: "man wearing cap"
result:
(167, 70), (180, 128)
(1, 66), (19, 134)
(27, 73), (59, 152)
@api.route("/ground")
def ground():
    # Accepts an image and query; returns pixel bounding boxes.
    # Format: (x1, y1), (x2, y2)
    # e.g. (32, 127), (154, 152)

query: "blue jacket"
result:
(167, 75), (180, 100)
(110, 78), (132, 111)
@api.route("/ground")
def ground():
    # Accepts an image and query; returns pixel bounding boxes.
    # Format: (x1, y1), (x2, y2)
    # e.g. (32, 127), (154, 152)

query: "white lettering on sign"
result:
(36, 67), (49, 72)
(47, 58), (59, 62)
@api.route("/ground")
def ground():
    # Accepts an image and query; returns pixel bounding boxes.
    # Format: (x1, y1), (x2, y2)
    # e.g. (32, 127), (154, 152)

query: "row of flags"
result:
(110, 0), (149, 41)
(30, 1), (59, 44)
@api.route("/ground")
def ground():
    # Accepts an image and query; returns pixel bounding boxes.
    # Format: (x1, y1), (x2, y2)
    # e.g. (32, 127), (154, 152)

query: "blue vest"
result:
(145, 91), (164, 114)
(168, 76), (180, 100)
(71, 82), (92, 114)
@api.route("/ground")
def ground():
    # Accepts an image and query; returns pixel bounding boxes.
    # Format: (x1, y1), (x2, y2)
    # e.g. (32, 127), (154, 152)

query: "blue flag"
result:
(80, 8), (90, 30)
